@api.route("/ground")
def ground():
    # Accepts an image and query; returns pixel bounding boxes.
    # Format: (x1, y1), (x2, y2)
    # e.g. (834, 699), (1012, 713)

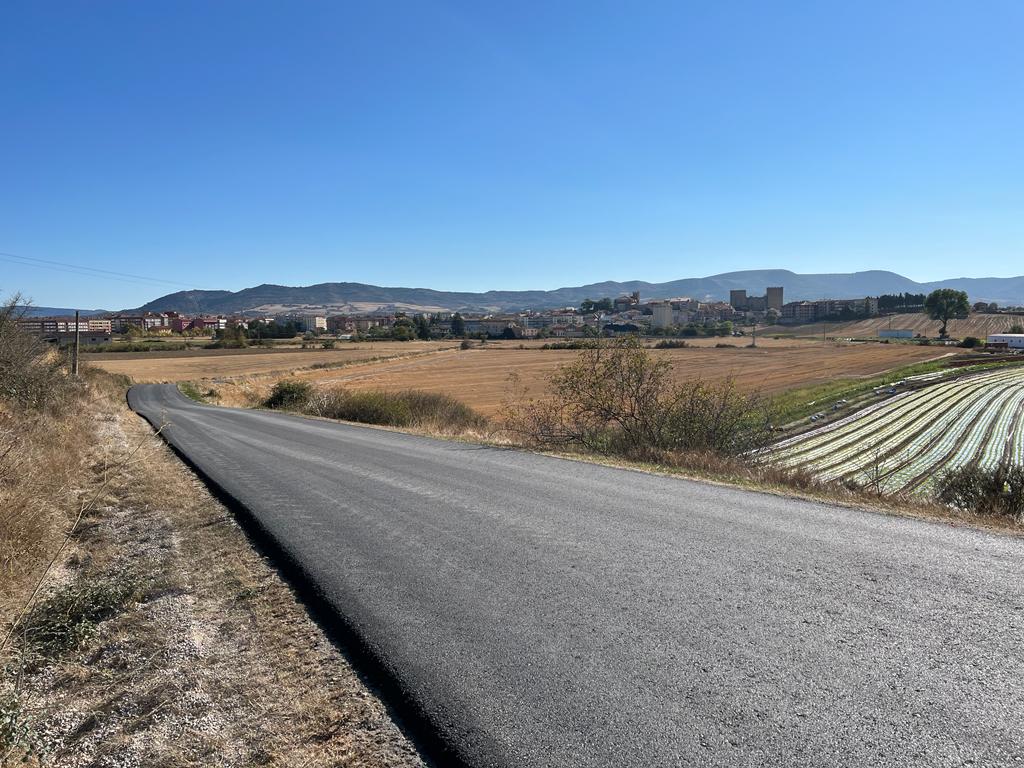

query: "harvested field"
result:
(761, 312), (1023, 340)
(211, 342), (960, 416)
(89, 341), (455, 381)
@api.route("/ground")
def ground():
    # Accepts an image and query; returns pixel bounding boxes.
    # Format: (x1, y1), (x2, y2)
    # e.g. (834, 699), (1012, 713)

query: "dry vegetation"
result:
(1, 302), (423, 766)
(199, 339), (956, 416)
(88, 340), (455, 382)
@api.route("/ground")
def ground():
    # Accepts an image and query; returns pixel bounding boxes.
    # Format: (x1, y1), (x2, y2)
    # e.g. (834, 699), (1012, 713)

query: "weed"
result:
(0, 691), (39, 764)
(22, 576), (138, 659)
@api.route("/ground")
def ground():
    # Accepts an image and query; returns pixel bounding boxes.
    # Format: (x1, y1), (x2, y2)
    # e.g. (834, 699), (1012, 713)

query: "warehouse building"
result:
(986, 334), (1024, 349)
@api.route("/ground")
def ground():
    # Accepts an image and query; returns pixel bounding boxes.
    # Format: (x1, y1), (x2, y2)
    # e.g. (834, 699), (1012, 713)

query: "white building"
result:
(651, 303), (674, 329)
(987, 334), (1024, 349)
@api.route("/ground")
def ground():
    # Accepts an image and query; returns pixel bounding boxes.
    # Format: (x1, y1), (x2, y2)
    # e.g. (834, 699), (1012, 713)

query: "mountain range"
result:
(136, 270), (1024, 315)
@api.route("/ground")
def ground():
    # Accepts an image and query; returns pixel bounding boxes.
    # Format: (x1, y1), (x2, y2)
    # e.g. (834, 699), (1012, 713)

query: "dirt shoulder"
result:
(3, 381), (424, 767)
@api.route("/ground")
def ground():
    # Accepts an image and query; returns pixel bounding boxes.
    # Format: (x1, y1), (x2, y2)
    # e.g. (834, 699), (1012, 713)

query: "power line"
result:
(0, 251), (206, 290)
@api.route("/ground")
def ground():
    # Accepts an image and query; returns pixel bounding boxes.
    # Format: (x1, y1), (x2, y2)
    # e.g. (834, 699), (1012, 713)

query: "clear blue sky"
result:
(2, 1), (1022, 309)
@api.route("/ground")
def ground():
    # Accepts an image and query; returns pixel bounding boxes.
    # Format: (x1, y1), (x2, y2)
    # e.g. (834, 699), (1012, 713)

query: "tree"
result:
(924, 289), (969, 338)
(414, 315), (431, 340)
(1008, 323), (1024, 335)
(451, 312), (465, 336)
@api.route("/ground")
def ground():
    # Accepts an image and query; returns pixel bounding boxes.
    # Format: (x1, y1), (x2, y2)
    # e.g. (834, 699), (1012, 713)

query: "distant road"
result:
(129, 384), (1024, 767)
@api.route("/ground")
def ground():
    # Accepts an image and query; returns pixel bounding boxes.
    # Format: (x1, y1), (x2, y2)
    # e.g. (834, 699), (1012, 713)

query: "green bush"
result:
(937, 463), (1024, 519)
(263, 379), (313, 409)
(305, 388), (488, 432)
(653, 339), (688, 349)
(959, 336), (981, 348)
(81, 342), (190, 352)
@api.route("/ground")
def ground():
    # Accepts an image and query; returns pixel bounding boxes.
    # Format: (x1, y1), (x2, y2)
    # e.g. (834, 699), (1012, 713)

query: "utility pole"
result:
(72, 309), (81, 377)
(751, 319), (757, 348)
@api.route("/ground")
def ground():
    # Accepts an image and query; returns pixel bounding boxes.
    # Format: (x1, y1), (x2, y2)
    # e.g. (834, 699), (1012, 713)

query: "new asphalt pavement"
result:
(128, 383), (1024, 767)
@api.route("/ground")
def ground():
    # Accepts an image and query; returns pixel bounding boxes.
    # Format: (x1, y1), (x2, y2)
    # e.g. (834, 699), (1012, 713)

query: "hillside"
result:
(136, 270), (1024, 315)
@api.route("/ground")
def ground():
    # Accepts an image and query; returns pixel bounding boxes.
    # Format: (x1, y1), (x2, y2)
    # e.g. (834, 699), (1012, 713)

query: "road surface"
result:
(129, 384), (1024, 767)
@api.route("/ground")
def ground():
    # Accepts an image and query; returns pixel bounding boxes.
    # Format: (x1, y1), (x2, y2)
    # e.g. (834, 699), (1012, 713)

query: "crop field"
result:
(770, 366), (1024, 496)
(760, 312), (1021, 340)
(88, 341), (454, 381)
(207, 341), (954, 416)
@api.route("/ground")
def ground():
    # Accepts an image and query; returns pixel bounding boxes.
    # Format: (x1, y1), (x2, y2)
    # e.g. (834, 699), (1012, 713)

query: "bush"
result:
(81, 342), (190, 353)
(653, 339), (688, 349)
(460, 339), (474, 350)
(304, 387), (488, 433)
(505, 338), (772, 458)
(540, 340), (598, 350)
(0, 295), (71, 410)
(937, 463), (1024, 519)
(959, 336), (981, 348)
(263, 379), (313, 409)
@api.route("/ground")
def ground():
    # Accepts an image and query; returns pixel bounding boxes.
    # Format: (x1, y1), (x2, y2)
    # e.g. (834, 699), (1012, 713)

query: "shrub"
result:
(653, 339), (688, 349)
(460, 339), (474, 350)
(263, 379), (313, 410)
(540, 340), (599, 350)
(0, 296), (71, 410)
(305, 387), (488, 433)
(959, 336), (981, 348)
(505, 338), (772, 458)
(937, 463), (1024, 519)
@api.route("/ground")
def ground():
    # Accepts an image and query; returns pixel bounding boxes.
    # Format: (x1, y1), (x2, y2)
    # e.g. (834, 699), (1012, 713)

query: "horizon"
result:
(3, 2), (1023, 308)
(19, 265), (1024, 314)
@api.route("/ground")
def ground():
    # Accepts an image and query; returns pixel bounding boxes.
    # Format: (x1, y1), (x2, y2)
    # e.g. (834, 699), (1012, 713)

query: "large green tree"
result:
(924, 288), (970, 337)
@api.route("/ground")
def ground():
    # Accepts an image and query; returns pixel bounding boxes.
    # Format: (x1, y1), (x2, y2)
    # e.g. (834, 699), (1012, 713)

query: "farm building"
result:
(986, 334), (1024, 349)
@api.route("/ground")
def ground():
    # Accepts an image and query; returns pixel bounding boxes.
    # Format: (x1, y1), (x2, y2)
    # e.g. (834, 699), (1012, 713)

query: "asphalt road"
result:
(129, 384), (1024, 767)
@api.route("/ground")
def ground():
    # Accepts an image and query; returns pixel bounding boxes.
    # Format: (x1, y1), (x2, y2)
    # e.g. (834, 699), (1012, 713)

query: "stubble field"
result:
(89, 341), (455, 381)
(128, 339), (961, 416)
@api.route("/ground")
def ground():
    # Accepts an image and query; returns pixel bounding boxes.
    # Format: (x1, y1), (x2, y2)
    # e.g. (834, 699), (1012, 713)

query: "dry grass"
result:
(1, 371), (423, 767)
(88, 341), (455, 382)
(205, 341), (956, 416)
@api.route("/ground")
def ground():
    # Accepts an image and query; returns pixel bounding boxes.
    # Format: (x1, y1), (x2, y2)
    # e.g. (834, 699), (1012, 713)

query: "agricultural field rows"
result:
(770, 366), (1024, 495)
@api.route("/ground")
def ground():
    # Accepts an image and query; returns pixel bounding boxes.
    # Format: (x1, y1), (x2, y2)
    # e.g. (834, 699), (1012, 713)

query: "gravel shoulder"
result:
(7, 388), (424, 767)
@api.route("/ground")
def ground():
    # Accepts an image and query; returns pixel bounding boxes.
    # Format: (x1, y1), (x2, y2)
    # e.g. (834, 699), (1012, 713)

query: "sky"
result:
(1, 1), (1022, 309)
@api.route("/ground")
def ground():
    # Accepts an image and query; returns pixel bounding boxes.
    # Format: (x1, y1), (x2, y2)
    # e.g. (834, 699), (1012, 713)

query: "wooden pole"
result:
(72, 310), (81, 377)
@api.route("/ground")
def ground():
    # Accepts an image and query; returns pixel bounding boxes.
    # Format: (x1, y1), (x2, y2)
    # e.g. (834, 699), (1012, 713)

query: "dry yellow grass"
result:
(208, 340), (959, 416)
(88, 341), (456, 381)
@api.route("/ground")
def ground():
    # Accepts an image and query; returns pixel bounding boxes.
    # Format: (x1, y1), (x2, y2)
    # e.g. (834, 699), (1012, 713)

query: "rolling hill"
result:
(136, 270), (1024, 315)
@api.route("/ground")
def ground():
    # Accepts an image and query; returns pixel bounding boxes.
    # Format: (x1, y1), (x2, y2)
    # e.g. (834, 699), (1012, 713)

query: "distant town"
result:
(16, 284), (1024, 347)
